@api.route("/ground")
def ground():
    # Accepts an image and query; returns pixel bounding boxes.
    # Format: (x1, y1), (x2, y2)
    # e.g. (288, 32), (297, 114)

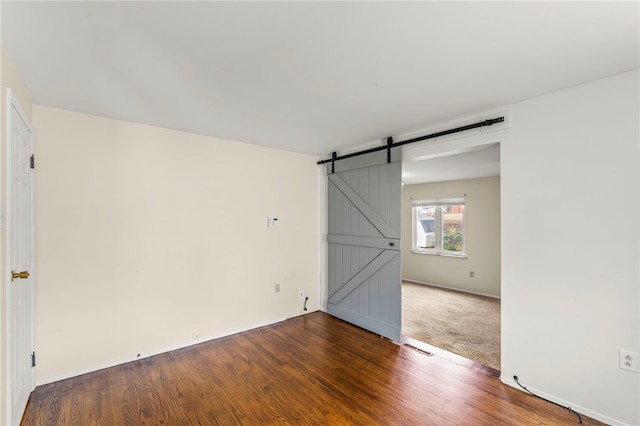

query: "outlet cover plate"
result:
(619, 349), (638, 373)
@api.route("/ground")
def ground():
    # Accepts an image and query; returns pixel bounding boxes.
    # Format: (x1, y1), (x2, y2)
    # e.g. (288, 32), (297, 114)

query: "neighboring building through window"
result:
(412, 198), (465, 256)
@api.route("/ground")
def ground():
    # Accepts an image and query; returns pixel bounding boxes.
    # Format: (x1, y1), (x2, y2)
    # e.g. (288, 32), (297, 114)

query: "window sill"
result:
(411, 250), (467, 259)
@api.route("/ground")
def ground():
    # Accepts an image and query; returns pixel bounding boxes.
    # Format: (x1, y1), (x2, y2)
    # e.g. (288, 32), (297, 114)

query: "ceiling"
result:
(1, 1), (638, 184)
(403, 143), (500, 185)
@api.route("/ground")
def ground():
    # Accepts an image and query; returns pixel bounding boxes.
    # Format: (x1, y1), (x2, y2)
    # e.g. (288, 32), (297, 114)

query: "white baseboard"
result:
(35, 316), (288, 386)
(501, 375), (630, 426)
(402, 278), (501, 299)
(286, 308), (320, 320)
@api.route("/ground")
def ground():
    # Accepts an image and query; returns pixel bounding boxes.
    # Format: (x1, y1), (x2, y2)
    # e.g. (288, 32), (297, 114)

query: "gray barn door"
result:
(327, 149), (402, 341)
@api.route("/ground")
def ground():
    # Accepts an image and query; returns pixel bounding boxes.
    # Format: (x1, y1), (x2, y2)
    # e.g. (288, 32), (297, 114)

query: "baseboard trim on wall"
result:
(402, 278), (501, 299)
(35, 316), (290, 387)
(500, 375), (628, 426)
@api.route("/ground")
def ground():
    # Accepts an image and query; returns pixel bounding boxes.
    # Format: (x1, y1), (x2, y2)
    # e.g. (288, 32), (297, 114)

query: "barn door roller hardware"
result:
(318, 117), (504, 167)
(386, 137), (393, 163)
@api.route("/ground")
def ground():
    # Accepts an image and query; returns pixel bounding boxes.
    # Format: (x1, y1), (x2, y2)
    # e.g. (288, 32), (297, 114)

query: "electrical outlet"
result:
(619, 349), (638, 373)
(298, 290), (304, 300)
(275, 283), (280, 293)
(469, 271), (475, 278)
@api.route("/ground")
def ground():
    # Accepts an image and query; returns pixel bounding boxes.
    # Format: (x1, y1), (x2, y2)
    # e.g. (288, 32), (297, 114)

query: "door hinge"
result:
(30, 154), (35, 169)
(31, 351), (36, 367)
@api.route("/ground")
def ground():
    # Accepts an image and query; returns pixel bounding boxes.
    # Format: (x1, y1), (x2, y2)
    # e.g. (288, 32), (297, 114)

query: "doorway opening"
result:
(400, 143), (501, 371)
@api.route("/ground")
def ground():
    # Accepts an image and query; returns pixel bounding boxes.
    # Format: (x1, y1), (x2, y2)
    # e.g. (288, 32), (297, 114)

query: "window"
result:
(412, 198), (465, 257)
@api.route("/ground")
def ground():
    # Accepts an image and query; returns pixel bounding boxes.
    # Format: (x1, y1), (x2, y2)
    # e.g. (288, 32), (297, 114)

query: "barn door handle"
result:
(389, 242), (395, 247)
(11, 270), (29, 281)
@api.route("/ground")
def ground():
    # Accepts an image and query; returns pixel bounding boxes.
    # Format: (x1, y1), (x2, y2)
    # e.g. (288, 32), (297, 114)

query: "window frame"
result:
(411, 198), (466, 258)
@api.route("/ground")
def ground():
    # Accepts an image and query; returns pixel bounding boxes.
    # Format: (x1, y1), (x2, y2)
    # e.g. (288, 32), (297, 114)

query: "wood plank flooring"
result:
(22, 312), (605, 425)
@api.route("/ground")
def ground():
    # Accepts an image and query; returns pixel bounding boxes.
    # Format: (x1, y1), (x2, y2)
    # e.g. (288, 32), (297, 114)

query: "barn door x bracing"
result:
(327, 150), (402, 341)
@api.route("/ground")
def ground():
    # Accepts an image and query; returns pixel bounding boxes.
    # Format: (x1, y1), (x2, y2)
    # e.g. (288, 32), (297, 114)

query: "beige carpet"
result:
(402, 281), (501, 370)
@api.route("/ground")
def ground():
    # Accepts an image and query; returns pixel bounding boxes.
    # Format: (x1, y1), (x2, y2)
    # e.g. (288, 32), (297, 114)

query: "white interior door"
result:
(6, 91), (35, 425)
(326, 149), (402, 341)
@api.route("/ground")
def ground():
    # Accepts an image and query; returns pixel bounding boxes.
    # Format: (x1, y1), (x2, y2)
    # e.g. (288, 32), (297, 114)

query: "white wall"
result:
(499, 70), (638, 425)
(0, 43), (34, 426)
(401, 177), (501, 297)
(32, 106), (320, 383)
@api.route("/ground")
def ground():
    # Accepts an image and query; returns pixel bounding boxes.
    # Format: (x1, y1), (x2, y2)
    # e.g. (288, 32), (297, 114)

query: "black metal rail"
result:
(317, 117), (504, 166)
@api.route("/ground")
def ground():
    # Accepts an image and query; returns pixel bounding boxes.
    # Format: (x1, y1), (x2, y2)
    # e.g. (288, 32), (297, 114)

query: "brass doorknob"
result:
(11, 271), (29, 281)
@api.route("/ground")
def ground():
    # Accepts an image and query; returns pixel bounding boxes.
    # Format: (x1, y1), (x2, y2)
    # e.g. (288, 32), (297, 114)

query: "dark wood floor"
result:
(23, 312), (604, 425)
